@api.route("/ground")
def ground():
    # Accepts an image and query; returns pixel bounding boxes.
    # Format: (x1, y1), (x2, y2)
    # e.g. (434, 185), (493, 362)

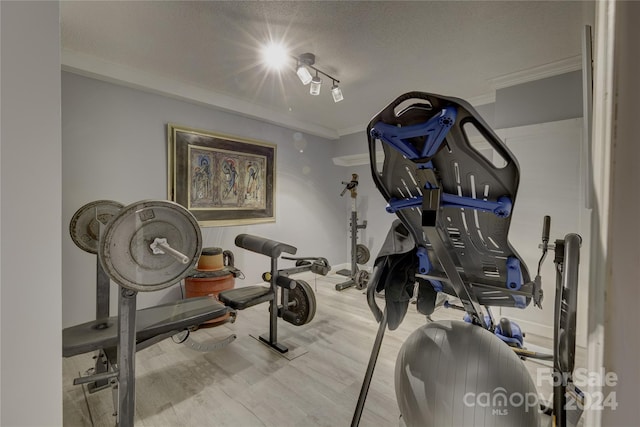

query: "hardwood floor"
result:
(63, 271), (585, 426)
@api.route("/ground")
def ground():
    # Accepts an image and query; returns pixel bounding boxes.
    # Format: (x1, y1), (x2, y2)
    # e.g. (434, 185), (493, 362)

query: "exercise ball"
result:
(395, 320), (540, 427)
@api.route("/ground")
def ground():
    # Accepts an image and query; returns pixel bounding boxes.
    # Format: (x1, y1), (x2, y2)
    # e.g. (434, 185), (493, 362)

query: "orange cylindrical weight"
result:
(197, 247), (224, 271)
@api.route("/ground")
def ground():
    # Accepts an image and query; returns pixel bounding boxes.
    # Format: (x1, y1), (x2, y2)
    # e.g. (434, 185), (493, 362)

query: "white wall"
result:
(0, 2), (62, 424)
(497, 119), (590, 347)
(332, 132), (395, 269)
(602, 1), (640, 424)
(62, 72), (346, 327)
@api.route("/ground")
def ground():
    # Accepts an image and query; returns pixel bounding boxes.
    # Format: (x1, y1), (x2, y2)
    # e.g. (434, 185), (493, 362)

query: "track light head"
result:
(296, 64), (313, 85)
(331, 82), (344, 103)
(310, 73), (322, 96)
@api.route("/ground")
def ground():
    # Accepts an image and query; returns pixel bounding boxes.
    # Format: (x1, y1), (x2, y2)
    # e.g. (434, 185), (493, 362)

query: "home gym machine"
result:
(351, 92), (584, 427)
(64, 200), (319, 425)
(64, 200), (231, 427)
(218, 234), (317, 354)
(336, 173), (371, 291)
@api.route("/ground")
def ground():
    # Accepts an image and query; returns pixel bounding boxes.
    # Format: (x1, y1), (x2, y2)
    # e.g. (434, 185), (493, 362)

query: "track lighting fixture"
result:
(310, 72), (322, 96)
(293, 52), (343, 102)
(296, 60), (313, 85)
(331, 81), (344, 103)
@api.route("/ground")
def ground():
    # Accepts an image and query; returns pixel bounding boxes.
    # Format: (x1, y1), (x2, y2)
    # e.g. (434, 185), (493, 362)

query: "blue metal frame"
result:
(386, 194), (512, 218)
(370, 107), (457, 160)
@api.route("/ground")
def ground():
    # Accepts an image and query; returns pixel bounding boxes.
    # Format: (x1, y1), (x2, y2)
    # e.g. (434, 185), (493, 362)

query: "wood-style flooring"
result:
(63, 271), (585, 426)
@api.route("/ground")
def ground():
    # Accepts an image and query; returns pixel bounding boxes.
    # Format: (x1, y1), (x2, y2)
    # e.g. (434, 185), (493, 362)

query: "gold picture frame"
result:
(168, 124), (276, 226)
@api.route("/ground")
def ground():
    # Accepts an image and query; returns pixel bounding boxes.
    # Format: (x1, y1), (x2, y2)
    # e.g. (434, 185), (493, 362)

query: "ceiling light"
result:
(261, 42), (288, 70)
(310, 72), (322, 96)
(331, 82), (344, 103)
(296, 62), (313, 85)
(283, 52), (343, 101)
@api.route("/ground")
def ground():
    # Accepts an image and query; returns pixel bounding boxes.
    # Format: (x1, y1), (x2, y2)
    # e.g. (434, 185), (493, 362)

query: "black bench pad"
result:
(218, 286), (273, 310)
(62, 296), (229, 357)
(235, 234), (297, 258)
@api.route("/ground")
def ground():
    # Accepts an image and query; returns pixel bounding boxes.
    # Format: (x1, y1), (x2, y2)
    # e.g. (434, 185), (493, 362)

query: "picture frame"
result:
(167, 124), (276, 226)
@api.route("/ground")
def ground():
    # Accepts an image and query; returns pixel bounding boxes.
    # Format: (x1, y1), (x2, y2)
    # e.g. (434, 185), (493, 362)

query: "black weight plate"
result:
(285, 279), (316, 326)
(356, 244), (370, 264)
(354, 270), (370, 290)
(69, 200), (124, 254)
(99, 200), (202, 292)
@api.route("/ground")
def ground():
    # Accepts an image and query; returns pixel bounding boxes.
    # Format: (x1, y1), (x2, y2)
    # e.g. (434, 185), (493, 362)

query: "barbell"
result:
(70, 199), (202, 292)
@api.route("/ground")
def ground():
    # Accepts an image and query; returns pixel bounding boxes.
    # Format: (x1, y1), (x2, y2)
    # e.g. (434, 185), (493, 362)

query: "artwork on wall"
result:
(168, 124), (276, 226)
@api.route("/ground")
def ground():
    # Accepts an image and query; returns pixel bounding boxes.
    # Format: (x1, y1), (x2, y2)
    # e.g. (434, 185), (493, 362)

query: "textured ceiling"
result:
(61, 1), (593, 138)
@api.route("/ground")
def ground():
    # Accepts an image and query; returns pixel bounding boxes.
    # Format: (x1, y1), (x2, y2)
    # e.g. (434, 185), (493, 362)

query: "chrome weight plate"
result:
(99, 200), (202, 292)
(69, 200), (124, 254)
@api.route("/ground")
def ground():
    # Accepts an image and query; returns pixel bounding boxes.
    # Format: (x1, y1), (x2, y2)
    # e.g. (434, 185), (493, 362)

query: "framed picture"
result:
(168, 124), (276, 226)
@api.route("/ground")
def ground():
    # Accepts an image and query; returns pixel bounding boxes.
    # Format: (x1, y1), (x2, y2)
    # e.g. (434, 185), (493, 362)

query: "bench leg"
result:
(117, 288), (137, 427)
(258, 257), (289, 353)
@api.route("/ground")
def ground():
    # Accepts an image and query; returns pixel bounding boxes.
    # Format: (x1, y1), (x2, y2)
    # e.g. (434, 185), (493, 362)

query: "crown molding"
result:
(336, 92), (496, 137)
(332, 151), (383, 167)
(466, 92), (496, 106)
(61, 49), (340, 140)
(490, 55), (582, 90)
(338, 124), (366, 137)
(61, 49), (581, 141)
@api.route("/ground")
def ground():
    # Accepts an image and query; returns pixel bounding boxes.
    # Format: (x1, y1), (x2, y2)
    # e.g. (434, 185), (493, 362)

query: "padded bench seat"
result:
(218, 286), (273, 310)
(63, 296), (229, 357)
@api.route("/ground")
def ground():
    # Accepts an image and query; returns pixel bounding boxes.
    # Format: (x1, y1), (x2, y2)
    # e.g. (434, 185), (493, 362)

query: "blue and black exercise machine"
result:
(351, 92), (583, 426)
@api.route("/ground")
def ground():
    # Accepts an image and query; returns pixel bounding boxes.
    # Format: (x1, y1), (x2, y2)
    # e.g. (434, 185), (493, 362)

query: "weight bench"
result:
(63, 296), (230, 358)
(218, 234), (316, 354)
(351, 92), (583, 426)
(64, 200), (233, 427)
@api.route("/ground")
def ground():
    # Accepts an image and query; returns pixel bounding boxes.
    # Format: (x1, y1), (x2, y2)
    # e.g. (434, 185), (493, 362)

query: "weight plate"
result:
(285, 279), (316, 326)
(99, 200), (202, 292)
(354, 270), (370, 290)
(69, 200), (124, 254)
(356, 244), (370, 264)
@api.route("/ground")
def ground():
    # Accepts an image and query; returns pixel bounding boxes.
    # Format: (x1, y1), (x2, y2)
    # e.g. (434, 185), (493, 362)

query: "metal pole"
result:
(91, 224), (112, 393)
(351, 308), (388, 427)
(350, 205), (358, 276)
(96, 258), (110, 319)
(118, 288), (137, 427)
(269, 256), (278, 344)
(553, 258), (566, 427)
(553, 233), (581, 427)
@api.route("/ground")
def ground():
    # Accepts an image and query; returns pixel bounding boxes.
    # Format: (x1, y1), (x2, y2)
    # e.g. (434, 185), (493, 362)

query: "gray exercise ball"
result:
(395, 320), (541, 427)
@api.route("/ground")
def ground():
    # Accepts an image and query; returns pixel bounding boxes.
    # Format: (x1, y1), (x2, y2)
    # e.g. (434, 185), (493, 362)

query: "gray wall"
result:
(332, 131), (395, 266)
(62, 72), (345, 327)
(495, 71), (583, 129)
(1, 2), (62, 424)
